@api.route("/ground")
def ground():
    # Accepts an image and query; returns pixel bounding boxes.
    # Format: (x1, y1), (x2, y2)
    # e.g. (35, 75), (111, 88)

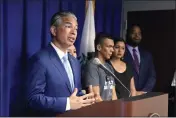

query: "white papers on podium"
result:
(171, 70), (176, 86)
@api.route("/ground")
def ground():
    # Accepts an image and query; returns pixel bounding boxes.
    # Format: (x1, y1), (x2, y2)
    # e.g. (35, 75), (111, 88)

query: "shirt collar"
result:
(50, 42), (68, 61)
(126, 44), (139, 53)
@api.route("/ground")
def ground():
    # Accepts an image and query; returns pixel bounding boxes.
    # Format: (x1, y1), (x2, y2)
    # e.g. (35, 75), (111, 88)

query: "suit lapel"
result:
(68, 54), (77, 89)
(48, 44), (72, 93)
(138, 48), (144, 77)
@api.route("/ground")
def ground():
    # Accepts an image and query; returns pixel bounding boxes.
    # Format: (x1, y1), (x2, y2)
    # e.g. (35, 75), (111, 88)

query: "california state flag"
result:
(79, 0), (95, 57)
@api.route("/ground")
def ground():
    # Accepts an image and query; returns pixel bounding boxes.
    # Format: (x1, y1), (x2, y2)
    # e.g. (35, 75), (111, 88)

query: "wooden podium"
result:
(58, 92), (168, 117)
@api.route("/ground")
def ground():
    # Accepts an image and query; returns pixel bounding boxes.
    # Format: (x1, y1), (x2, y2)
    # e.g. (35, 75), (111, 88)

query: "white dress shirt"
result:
(126, 44), (141, 63)
(51, 42), (73, 111)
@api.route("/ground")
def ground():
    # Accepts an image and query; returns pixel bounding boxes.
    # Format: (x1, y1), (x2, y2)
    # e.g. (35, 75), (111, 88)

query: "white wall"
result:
(121, 0), (175, 38)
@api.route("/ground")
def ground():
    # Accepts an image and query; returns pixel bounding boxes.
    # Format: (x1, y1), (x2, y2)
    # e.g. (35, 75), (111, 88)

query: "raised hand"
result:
(69, 88), (95, 110)
(88, 85), (102, 102)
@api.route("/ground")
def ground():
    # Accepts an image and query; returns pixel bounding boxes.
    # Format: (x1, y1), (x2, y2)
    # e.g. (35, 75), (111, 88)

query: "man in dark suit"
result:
(26, 11), (95, 116)
(124, 25), (156, 95)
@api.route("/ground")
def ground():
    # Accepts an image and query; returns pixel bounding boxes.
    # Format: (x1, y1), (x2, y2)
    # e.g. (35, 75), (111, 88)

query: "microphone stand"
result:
(174, 86), (176, 117)
(93, 58), (131, 97)
(98, 65), (131, 97)
(171, 71), (176, 116)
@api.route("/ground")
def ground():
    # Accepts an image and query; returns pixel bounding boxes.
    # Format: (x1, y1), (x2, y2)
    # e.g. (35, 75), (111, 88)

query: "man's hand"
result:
(69, 88), (95, 110)
(137, 91), (147, 95)
(88, 85), (103, 102)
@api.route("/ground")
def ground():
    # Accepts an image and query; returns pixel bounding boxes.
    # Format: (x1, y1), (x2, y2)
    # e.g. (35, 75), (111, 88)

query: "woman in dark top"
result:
(109, 38), (137, 98)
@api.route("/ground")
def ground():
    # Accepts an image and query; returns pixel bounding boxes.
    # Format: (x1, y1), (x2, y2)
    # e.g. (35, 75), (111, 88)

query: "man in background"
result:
(83, 32), (117, 102)
(26, 11), (94, 116)
(124, 25), (156, 95)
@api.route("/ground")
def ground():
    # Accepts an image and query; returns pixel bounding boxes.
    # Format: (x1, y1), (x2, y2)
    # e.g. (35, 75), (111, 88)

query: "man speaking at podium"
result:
(26, 11), (95, 116)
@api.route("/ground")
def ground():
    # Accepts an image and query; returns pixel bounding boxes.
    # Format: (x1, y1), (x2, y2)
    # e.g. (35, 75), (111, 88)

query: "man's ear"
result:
(50, 26), (57, 37)
(97, 44), (101, 51)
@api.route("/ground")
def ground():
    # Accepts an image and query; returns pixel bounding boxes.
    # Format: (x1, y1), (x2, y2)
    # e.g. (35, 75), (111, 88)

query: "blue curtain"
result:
(0, 0), (122, 116)
(0, 0), (85, 116)
(95, 0), (122, 37)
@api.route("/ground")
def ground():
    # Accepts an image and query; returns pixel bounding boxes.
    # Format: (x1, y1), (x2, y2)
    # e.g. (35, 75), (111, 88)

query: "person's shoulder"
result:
(139, 47), (152, 56)
(86, 58), (95, 65)
(68, 53), (80, 64)
(86, 58), (98, 69)
(29, 46), (51, 63)
(105, 61), (114, 71)
(68, 53), (77, 60)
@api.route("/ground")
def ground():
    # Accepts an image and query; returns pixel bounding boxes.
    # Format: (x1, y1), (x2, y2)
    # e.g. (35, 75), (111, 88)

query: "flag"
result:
(79, 0), (95, 57)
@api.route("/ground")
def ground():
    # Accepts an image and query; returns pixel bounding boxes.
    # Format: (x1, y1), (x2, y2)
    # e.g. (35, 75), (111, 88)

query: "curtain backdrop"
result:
(0, 0), (122, 116)
(95, 0), (122, 37)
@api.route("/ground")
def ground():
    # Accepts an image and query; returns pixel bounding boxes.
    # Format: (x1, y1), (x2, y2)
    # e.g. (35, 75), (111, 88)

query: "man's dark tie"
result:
(132, 48), (140, 74)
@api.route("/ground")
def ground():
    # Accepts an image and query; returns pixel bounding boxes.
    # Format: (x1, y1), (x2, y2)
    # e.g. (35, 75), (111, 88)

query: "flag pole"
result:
(79, 0), (96, 57)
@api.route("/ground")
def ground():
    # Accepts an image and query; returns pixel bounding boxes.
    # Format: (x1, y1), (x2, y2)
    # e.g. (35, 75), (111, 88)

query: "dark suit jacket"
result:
(124, 47), (156, 92)
(26, 44), (83, 116)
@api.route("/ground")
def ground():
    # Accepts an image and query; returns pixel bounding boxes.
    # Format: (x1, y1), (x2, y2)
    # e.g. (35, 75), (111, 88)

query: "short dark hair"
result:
(50, 11), (77, 27)
(50, 11), (77, 38)
(94, 32), (113, 52)
(113, 37), (126, 45)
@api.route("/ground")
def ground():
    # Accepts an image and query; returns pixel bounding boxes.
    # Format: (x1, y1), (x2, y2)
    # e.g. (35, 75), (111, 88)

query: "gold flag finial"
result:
(85, 0), (95, 14)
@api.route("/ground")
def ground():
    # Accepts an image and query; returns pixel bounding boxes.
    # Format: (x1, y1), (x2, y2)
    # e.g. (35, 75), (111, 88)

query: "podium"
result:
(58, 92), (168, 117)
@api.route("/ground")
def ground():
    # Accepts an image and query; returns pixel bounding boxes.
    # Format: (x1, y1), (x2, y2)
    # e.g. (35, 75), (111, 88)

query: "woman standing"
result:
(109, 38), (137, 98)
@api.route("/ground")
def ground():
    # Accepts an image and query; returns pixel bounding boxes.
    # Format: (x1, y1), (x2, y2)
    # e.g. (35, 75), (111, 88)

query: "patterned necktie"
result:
(62, 55), (74, 90)
(132, 48), (140, 74)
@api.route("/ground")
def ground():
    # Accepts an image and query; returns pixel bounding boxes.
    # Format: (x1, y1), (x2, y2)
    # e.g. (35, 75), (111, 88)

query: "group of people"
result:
(26, 11), (156, 116)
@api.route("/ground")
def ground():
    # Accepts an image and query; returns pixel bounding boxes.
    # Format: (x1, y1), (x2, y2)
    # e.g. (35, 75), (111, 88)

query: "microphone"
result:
(93, 58), (131, 97)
